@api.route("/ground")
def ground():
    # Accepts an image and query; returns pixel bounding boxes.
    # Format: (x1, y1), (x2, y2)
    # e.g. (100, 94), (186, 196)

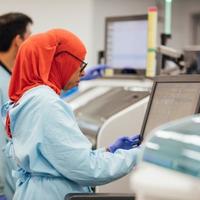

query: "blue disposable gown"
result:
(0, 64), (16, 200)
(2, 85), (139, 200)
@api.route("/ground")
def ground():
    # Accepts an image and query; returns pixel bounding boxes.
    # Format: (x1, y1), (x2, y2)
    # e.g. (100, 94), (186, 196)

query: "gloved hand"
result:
(108, 134), (140, 153)
(0, 195), (7, 200)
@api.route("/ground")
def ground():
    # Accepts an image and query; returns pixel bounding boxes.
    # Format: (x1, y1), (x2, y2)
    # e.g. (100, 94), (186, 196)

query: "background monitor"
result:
(140, 75), (200, 139)
(105, 15), (148, 74)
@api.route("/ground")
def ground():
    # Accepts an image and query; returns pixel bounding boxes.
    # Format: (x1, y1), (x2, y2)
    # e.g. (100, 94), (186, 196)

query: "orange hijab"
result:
(9, 29), (86, 102)
(6, 29), (86, 138)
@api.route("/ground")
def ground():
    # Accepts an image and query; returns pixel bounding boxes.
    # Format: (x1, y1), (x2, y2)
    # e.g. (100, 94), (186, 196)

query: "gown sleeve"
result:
(40, 99), (139, 186)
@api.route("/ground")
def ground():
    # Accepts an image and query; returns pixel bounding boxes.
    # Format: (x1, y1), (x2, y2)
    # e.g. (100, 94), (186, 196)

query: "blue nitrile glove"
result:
(0, 195), (7, 200)
(108, 134), (140, 153)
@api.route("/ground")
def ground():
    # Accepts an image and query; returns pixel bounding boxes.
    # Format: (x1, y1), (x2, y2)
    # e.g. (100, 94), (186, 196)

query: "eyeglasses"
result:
(55, 51), (87, 72)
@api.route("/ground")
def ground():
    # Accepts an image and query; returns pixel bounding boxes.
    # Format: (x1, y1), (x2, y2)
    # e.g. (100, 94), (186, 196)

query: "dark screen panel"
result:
(141, 76), (200, 139)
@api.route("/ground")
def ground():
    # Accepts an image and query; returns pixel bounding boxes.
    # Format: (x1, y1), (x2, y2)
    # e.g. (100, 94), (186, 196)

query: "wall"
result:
(0, 0), (94, 64)
(0, 0), (158, 66)
(0, 0), (200, 66)
(169, 0), (200, 50)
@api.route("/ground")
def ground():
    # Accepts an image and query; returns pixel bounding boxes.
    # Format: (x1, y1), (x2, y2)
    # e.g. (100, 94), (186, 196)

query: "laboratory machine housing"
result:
(66, 77), (152, 193)
(65, 75), (200, 199)
(66, 75), (200, 195)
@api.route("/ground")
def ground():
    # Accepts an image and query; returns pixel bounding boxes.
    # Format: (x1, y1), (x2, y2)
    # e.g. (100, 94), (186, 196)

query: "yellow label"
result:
(105, 68), (114, 77)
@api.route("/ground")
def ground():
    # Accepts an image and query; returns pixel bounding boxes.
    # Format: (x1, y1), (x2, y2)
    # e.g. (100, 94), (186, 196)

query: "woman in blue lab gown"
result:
(2, 29), (140, 200)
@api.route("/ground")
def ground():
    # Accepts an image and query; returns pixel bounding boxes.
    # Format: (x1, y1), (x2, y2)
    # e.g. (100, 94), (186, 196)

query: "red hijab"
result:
(6, 29), (86, 138)
(9, 28), (86, 102)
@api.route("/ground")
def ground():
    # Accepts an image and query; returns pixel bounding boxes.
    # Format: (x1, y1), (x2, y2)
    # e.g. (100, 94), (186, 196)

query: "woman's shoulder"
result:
(21, 85), (59, 102)
(19, 85), (68, 111)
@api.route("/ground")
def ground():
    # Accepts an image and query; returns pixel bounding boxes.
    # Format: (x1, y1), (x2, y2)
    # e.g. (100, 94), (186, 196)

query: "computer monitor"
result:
(140, 75), (200, 140)
(105, 15), (148, 75)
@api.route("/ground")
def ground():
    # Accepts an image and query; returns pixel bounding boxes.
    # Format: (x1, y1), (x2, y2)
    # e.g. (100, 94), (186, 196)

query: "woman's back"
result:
(7, 85), (92, 199)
